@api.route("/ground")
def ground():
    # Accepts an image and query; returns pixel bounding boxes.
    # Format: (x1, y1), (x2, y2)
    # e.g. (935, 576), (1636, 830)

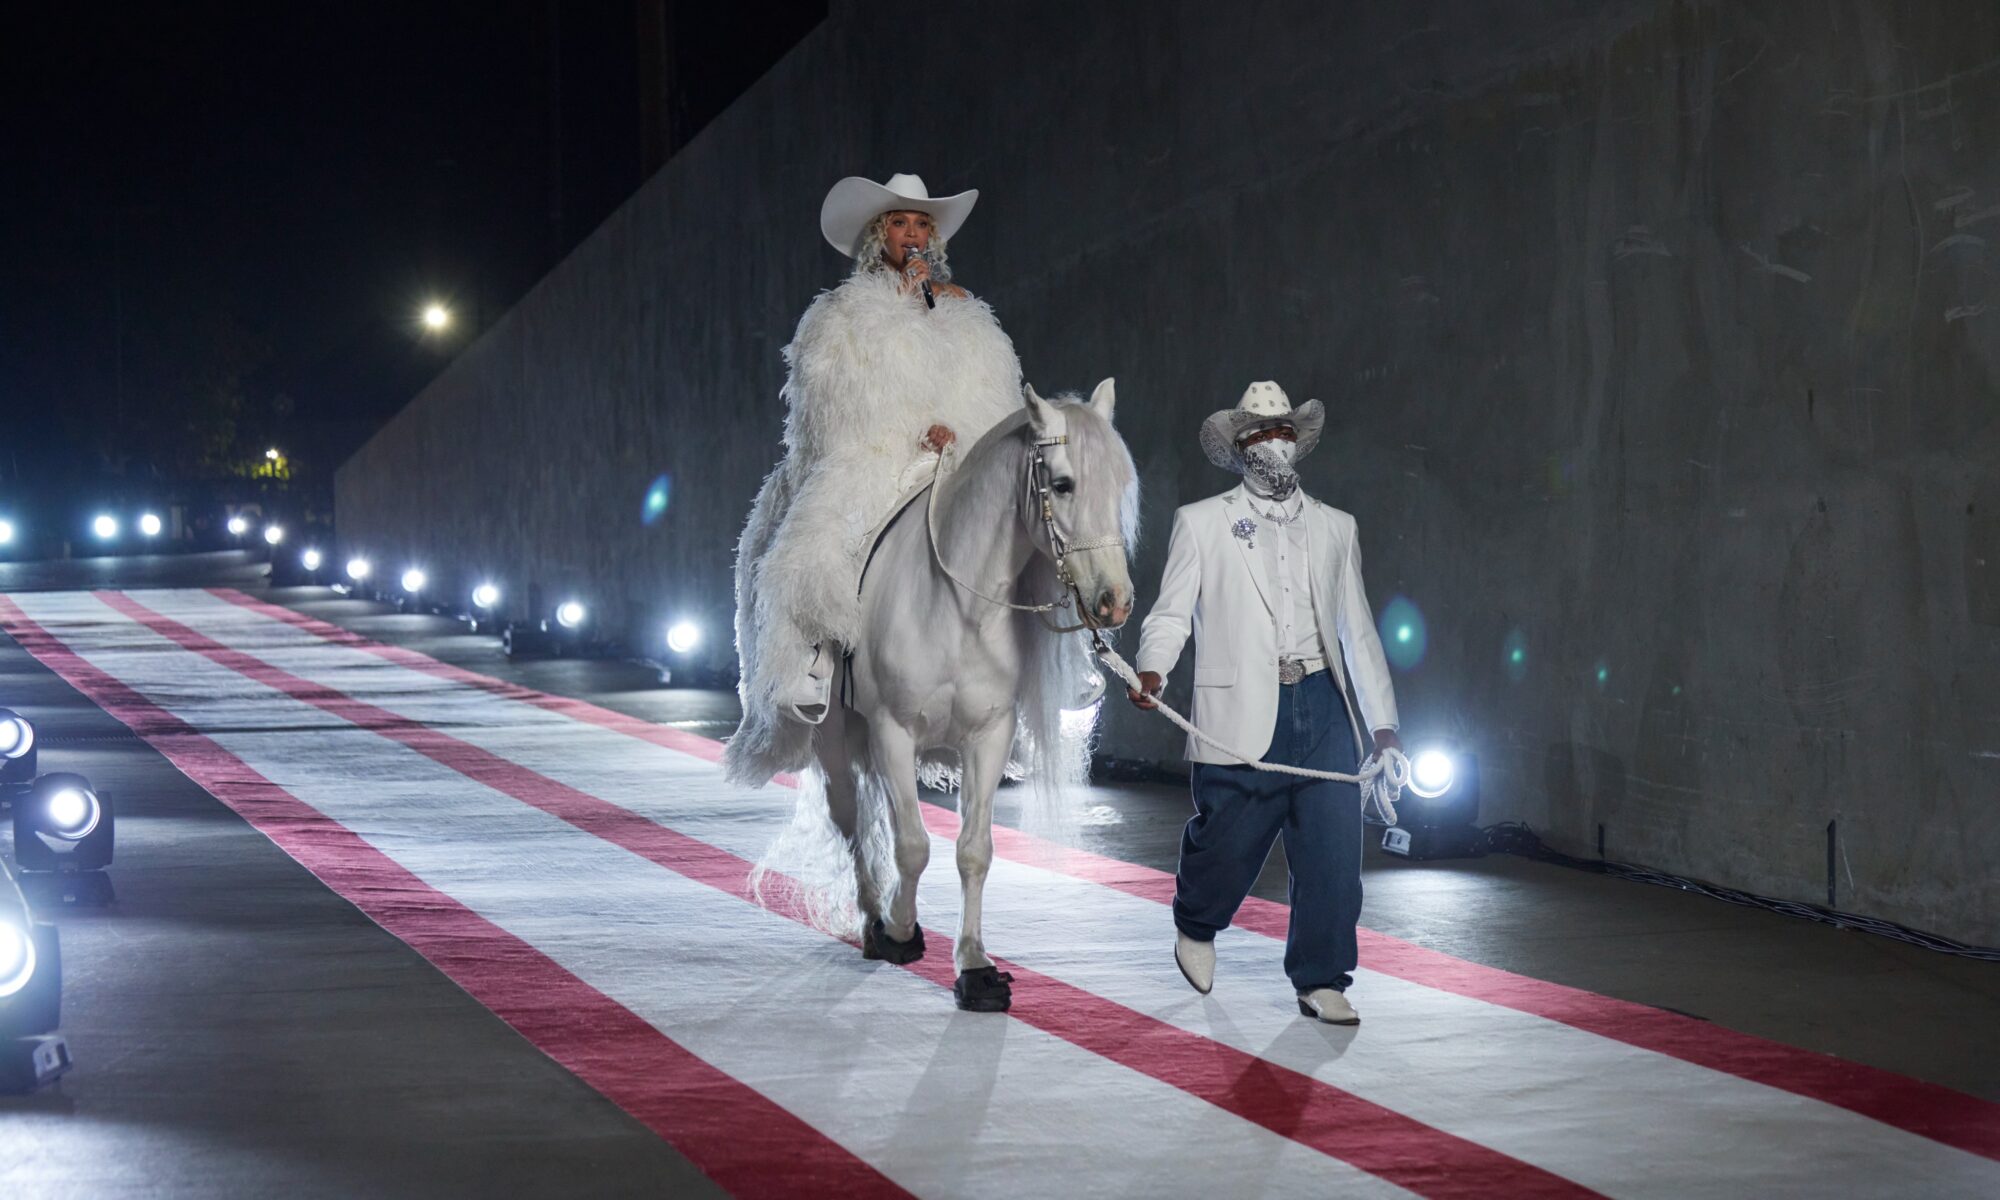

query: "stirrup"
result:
(781, 643), (834, 725)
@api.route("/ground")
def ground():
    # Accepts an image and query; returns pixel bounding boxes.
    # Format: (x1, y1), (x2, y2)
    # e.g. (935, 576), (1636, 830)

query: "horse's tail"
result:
(746, 750), (899, 939)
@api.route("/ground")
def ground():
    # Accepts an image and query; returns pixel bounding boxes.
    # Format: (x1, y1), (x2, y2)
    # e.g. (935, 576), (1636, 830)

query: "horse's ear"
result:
(1023, 384), (1058, 433)
(1089, 377), (1116, 422)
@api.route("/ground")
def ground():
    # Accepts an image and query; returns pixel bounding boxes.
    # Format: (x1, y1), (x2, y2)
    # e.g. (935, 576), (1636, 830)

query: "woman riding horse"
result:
(726, 173), (1026, 786)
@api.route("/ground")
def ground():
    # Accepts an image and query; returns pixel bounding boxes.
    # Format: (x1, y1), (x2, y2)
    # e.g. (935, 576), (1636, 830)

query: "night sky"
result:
(2, 3), (820, 519)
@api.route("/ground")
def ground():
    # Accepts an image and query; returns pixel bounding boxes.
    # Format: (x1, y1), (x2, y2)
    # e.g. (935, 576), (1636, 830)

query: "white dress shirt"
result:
(1248, 493), (1319, 659)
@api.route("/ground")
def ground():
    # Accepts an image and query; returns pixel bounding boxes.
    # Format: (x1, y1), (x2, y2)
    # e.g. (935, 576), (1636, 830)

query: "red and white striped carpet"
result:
(2, 588), (1993, 1198)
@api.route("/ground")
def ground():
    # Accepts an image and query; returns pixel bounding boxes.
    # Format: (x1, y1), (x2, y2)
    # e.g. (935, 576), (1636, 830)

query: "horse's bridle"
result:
(923, 415), (1124, 632)
(1030, 432), (1125, 597)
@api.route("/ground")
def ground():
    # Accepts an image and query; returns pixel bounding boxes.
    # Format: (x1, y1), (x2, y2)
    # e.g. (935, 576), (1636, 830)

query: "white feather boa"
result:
(726, 271), (1024, 785)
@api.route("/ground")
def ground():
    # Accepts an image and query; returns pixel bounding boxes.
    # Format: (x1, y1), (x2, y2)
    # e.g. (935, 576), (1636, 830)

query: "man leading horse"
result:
(1129, 382), (1402, 1026)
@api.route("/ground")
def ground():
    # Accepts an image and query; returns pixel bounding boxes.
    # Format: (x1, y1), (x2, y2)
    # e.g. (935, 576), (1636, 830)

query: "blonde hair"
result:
(852, 212), (953, 281)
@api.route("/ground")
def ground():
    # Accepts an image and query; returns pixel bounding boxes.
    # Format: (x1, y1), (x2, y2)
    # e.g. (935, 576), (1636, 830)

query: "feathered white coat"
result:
(727, 270), (1024, 784)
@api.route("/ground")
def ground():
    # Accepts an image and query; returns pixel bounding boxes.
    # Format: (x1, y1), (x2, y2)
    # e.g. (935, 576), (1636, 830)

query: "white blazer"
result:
(1136, 485), (1399, 764)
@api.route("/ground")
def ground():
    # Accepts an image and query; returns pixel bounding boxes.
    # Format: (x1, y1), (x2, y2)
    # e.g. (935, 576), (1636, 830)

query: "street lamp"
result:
(265, 448), (280, 462)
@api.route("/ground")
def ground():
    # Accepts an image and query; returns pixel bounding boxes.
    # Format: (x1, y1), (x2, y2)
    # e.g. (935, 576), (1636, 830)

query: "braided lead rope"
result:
(1091, 638), (1405, 824)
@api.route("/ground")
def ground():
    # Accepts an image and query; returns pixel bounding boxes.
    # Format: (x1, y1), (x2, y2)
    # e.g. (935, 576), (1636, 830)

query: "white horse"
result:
(809, 379), (1136, 1011)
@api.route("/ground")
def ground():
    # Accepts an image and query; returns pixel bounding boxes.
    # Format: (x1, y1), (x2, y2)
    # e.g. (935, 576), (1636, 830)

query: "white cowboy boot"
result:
(781, 642), (834, 725)
(1297, 988), (1359, 1025)
(1174, 931), (1214, 995)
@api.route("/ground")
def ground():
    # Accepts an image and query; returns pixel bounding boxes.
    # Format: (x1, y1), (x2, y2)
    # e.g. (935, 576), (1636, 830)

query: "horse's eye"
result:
(1052, 479), (1075, 495)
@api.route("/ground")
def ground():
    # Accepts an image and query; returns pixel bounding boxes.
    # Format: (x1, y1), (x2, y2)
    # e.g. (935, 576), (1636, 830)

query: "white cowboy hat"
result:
(1199, 381), (1326, 473)
(820, 173), (979, 259)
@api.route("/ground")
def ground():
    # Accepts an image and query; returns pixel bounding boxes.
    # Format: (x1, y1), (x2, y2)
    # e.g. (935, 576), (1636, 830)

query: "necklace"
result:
(1245, 492), (1303, 526)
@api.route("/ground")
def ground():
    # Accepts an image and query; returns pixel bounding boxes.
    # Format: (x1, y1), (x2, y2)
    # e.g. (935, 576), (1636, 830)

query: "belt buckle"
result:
(1278, 657), (1305, 686)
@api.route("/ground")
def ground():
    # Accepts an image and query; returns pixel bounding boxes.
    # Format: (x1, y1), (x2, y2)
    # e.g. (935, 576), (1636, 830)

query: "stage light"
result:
(138, 512), (162, 538)
(227, 515), (249, 536)
(472, 583), (500, 609)
(666, 621), (701, 654)
(0, 711), (33, 761)
(556, 600), (586, 629)
(263, 525), (284, 545)
(0, 519), (14, 545)
(346, 557), (372, 581)
(301, 548), (323, 571)
(42, 787), (100, 841)
(92, 514), (117, 540)
(1410, 750), (1455, 799)
(1381, 744), (1483, 861)
(0, 709), (34, 794)
(0, 918), (33, 1000)
(401, 568), (427, 594)
(14, 772), (114, 874)
(0, 856), (69, 1090)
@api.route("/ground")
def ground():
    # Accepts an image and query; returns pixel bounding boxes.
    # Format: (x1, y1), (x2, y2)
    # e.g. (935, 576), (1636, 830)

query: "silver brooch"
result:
(1232, 516), (1258, 549)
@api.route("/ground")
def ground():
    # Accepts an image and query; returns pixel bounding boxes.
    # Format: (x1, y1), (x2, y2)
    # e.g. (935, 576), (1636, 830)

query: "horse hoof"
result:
(862, 918), (926, 964)
(953, 966), (1014, 1012)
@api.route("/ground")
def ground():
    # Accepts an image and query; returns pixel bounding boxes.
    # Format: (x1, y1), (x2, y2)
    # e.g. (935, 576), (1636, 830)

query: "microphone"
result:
(906, 243), (935, 309)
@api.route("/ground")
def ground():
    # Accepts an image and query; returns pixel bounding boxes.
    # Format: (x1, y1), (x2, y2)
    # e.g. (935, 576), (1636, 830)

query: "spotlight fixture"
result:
(227, 515), (249, 537)
(91, 514), (118, 540)
(401, 568), (427, 594)
(138, 512), (163, 538)
(263, 525), (285, 545)
(0, 709), (36, 791)
(345, 557), (372, 582)
(0, 857), (69, 1094)
(666, 621), (701, 655)
(503, 598), (592, 659)
(1381, 743), (1484, 861)
(0, 911), (34, 1001)
(301, 548), (323, 572)
(471, 583), (500, 610)
(1409, 750), (1455, 798)
(13, 773), (114, 875)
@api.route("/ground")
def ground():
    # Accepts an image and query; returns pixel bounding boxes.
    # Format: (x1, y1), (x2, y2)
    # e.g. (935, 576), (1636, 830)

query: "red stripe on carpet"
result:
(205, 586), (2000, 1161)
(120, 590), (1596, 1198)
(0, 595), (906, 1200)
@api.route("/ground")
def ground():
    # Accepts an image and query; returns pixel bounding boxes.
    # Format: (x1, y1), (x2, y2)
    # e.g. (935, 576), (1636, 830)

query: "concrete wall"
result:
(338, 1), (2000, 944)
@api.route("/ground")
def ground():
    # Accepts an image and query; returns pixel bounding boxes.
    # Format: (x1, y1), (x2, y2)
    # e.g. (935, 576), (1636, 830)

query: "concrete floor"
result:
(1, 554), (1995, 1197)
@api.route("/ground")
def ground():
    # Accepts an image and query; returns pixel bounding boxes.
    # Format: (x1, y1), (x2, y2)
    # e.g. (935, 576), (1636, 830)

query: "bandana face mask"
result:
(1242, 437), (1299, 501)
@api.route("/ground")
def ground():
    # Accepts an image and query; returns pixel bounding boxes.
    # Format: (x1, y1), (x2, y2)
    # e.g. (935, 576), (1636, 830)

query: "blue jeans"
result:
(1173, 670), (1363, 994)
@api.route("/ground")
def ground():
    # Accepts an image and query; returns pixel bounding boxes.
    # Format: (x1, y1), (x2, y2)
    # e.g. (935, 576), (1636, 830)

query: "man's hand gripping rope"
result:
(1093, 634), (1408, 825)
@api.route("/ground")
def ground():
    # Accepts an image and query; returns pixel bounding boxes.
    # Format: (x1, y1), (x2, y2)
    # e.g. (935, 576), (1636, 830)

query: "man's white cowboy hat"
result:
(820, 173), (978, 258)
(1199, 381), (1325, 473)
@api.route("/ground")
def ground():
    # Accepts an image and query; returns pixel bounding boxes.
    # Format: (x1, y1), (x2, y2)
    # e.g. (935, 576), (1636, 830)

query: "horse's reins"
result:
(922, 415), (1409, 821)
